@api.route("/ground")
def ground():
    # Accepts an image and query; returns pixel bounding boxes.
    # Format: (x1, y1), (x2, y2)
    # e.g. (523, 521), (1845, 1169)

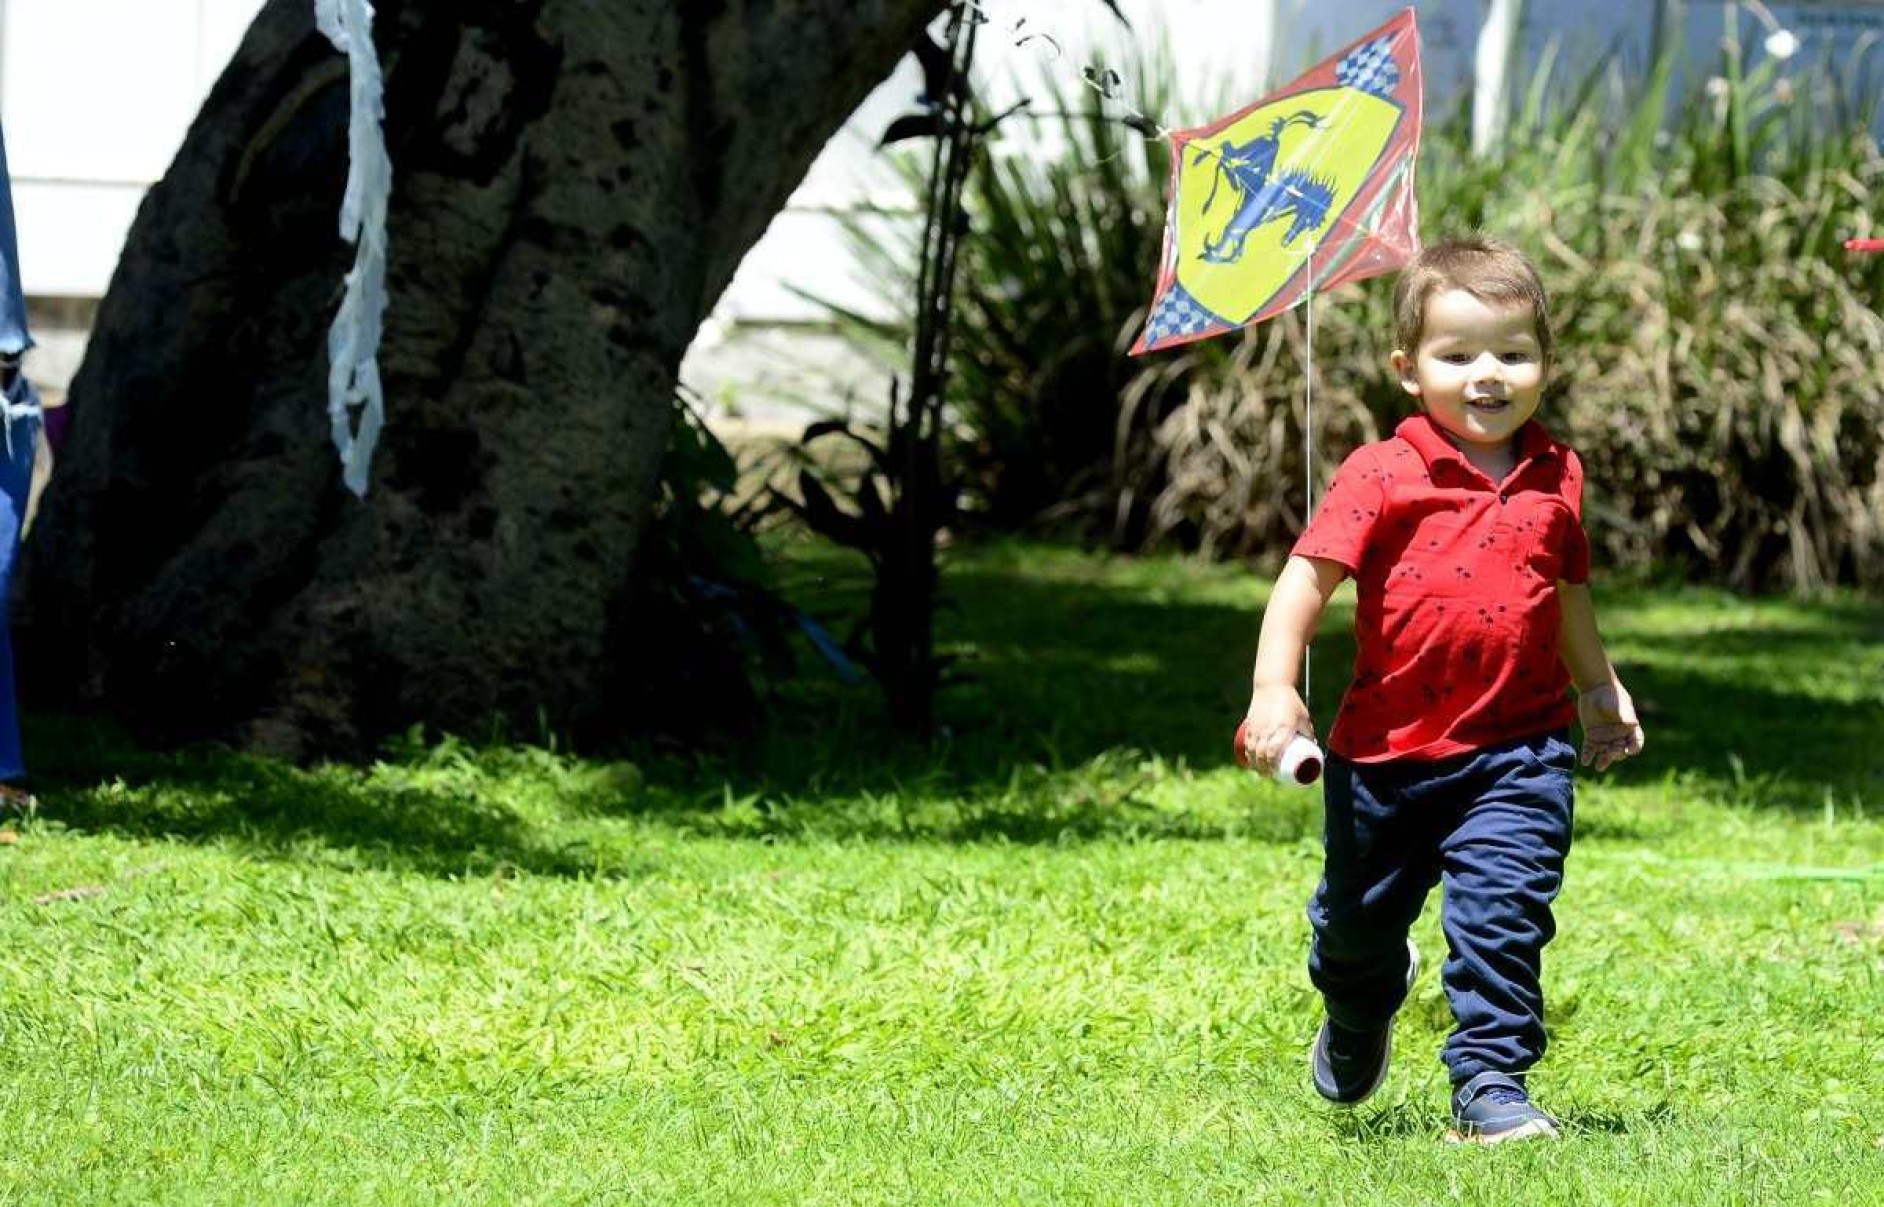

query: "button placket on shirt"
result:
(1487, 460), (1550, 576)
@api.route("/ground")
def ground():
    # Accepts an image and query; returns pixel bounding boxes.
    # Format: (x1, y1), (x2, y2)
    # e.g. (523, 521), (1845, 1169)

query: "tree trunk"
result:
(21, 0), (941, 757)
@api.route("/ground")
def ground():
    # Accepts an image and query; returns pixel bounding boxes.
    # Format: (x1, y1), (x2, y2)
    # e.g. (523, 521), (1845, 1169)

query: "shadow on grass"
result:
(20, 544), (1884, 865)
(1331, 1103), (1445, 1142)
(23, 716), (645, 880)
(1607, 658), (1884, 808)
(1556, 1104), (1678, 1135)
(696, 560), (1357, 794)
(677, 559), (1883, 819)
(1331, 1100), (1673, 1142)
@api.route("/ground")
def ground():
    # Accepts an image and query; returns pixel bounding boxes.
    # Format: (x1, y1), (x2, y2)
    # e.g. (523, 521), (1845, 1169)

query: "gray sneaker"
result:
(1446, 1072), (1560, 1143)
(1310, 940), (1420, 1106)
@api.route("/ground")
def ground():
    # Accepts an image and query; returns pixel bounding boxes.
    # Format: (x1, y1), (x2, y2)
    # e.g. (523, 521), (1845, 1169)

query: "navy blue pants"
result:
(1307, 730), (1576, 1087)
(0, 121), (36, 783)
(0, 405), (32, 782)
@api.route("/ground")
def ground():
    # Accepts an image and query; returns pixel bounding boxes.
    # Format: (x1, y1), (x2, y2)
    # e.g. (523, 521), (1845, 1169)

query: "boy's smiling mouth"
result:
(1465, 399), (1510, 413)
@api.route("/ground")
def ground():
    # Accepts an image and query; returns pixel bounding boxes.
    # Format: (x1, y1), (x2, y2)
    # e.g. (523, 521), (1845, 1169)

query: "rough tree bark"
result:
(21, 0), (942, 757)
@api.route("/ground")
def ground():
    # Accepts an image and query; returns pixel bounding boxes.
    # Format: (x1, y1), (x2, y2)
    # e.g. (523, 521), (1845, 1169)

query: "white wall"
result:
(3, 0), (265, 299)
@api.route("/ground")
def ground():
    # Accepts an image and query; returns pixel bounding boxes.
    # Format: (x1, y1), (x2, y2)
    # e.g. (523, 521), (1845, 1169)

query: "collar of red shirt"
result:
(1394, 414), (1560, 483)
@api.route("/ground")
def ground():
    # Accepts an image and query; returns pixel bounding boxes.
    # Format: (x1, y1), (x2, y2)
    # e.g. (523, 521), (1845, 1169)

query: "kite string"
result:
(1303, 239), (1316, 707)
(1046, 1), (1330, 711)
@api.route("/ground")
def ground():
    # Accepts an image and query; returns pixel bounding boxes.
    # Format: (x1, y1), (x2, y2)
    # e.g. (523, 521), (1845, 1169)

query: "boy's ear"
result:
(1390, 348), (1421, 397)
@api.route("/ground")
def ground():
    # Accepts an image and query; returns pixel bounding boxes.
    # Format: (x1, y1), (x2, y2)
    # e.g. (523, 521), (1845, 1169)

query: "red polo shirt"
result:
(1292, 415), (1590, 763)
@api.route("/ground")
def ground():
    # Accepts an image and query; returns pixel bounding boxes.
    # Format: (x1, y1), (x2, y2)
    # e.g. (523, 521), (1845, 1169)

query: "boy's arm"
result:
(1243, 555), (1346, 774)
(1558, 581), (1645, 771)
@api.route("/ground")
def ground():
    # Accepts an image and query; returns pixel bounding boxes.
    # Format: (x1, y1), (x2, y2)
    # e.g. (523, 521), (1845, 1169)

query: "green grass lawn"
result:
(2, 538), (1880, 1204)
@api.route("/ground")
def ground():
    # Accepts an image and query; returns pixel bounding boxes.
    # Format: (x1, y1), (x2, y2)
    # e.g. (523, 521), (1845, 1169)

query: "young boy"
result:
(1241, 236), (1644, 1143)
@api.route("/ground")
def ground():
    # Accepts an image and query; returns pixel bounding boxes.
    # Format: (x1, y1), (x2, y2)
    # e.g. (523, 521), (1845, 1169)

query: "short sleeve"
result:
(1559, 447), (1591, 583)
(1561, 447), (1586, 521)
(1291, 448), (1387, 572)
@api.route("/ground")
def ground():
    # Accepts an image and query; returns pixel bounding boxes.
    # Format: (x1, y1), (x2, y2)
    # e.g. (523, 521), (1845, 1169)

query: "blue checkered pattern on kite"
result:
(1336, 36), (1400, 99)
(1143, 284), (1224, 348)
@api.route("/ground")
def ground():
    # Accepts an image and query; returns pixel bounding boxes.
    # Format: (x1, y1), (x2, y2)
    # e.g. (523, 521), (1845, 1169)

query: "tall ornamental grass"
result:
(839, 37), (1884, 592)
(824, 53), (1179, 534)
(1445, 41), (1884, 593)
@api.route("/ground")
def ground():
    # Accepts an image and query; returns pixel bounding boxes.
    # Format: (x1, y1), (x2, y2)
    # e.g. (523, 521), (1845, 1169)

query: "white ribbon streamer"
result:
(315, 0), (391, 497)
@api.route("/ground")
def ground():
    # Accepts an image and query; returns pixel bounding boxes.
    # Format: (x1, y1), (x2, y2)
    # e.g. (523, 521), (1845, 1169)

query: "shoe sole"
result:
(1310, 940), (1421, 1107)
(1444, 1118), (1559, 1145)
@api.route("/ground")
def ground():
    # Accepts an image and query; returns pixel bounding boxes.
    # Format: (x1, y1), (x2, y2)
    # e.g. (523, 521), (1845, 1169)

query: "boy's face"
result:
(1390, 288), (1547, 455)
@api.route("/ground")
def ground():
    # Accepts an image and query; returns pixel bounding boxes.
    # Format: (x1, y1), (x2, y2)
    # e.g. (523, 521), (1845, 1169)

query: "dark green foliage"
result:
(776, 7), (989, 740)
(610, 392), (790, 743)
(775, 0), (1145, 737)
(832, 59), (1176, 538)
(778, 403), (959, 733)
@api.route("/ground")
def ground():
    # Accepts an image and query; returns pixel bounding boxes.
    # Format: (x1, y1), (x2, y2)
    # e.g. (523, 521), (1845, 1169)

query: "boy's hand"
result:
(1242, 685), (1314, 776)
(1577, 682), (1644, 772)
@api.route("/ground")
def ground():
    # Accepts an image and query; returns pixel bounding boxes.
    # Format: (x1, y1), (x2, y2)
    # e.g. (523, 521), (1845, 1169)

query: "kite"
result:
(1132, 8), (1423, 354)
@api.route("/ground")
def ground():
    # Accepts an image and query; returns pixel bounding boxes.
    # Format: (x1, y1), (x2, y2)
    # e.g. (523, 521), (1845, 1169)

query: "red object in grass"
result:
(1847, 238), (1884, 253)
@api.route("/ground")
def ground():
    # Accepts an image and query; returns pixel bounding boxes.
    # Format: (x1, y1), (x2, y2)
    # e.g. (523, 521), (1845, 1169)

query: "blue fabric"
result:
(1307, 730), (1576, 1087)
(0, 122), (32, 782)
(0, 124), (30, 356)
(0, 397), (34, 781)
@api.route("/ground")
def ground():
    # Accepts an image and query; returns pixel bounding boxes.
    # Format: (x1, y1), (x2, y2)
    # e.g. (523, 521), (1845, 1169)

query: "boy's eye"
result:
(1499, 352), (1533, 363)
(1439, 353), (1472, 364)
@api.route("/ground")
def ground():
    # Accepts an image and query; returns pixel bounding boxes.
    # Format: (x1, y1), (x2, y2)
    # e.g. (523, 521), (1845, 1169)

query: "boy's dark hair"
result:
(1393, 235), (1554, 364)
